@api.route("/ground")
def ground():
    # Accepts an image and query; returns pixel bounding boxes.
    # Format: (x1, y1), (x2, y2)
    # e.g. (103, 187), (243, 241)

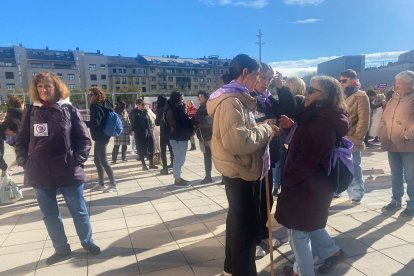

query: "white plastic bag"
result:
(0, 173), (23, 204)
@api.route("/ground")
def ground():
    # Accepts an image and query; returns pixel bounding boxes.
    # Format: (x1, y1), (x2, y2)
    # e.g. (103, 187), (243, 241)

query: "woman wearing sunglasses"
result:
(276, 76), (349, 276)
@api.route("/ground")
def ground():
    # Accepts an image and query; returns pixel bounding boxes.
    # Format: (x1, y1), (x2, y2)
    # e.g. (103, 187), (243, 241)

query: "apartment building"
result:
(0, 45), (230, 98)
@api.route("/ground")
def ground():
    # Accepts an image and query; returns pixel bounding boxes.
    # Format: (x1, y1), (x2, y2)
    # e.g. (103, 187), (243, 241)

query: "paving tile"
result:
(0, 249), (42, 275)
(381, 243), (414, 265)
(130, 228), (176, 249)
(326, 215), (372, 233)
(88, 255), (139, 275)
(178, 237), (225, 264)
(141, 265), (195, 276)
(170, 222), (214, 244)
(136, 244), (188, 274)
(191, 258), (224, 276)
(35, 261), (87, 276)
(2, 228), (47, 246)
(0, 240), (44, 255)
(122, 204), (157, 217)
(347, 251), (405, 275)
(125, 213), (163, 228)
(346, 228), (407, 250)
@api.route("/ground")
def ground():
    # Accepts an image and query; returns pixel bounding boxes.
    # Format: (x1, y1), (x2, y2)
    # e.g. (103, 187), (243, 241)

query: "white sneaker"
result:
(91, 184), (107, 191)
(263, 237), (281, 249)
(103, 186), (118, 193)
(222, 271), (232, 276)
(256, 245), (266, 259)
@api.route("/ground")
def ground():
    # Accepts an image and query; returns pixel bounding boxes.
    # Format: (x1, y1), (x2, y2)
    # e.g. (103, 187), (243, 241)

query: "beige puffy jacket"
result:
(345, 90), (370, 152)
(380, 90), (414, 152)
(206, 92), (273, 181)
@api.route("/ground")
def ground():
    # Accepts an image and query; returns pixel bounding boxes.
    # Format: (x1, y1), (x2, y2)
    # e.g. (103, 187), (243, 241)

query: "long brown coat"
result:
(275, 107), (349, 232)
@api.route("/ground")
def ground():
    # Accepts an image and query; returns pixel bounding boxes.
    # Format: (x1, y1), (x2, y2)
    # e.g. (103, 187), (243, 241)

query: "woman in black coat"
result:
(276, 76), (349, 276)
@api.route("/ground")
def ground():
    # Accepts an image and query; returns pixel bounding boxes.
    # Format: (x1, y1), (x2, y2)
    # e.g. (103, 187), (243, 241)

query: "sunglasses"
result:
(307, 86), (324, 95)
(339, 79), (348, 84)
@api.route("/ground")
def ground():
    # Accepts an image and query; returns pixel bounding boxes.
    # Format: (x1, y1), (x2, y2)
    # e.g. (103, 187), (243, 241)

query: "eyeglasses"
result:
(339, 79), (348, 84)
(307, 86), (324, 95)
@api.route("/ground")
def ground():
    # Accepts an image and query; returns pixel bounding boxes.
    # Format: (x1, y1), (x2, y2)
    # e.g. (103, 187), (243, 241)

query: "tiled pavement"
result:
(0, 142), (413, 275)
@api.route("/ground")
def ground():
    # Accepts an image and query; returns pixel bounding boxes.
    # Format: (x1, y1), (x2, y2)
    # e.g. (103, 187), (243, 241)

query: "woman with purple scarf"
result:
(250, 63), (296, 258)
(276, 76), (349, 276)
(207, 54), (279, 276)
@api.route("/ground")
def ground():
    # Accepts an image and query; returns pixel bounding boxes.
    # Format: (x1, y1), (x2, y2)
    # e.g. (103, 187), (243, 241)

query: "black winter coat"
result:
(15, 101), (91, 189)
(165, 102), (194, 141)
(85, 100), (113, 142)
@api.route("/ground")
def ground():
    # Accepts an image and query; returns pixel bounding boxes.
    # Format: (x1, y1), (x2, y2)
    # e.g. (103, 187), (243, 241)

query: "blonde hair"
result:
(29, 72), (70, 102)
(285, 77), (306, 96)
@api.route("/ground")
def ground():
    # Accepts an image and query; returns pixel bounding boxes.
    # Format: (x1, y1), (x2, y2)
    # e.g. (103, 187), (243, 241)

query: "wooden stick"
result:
(265, 173), (275, 276)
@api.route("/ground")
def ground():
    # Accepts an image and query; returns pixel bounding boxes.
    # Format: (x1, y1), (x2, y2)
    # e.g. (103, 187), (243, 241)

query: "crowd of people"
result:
(0, 58), (412, 275)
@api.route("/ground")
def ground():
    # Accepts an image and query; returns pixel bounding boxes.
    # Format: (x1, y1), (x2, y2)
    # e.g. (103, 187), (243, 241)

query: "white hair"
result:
(395, 70), (414, 91)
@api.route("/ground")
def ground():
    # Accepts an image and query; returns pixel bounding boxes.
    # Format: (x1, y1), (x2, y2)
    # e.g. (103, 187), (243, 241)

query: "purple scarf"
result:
(327, 137), (354, 176)
(209, 80), (249, 100)
(253, 89), (271, 106)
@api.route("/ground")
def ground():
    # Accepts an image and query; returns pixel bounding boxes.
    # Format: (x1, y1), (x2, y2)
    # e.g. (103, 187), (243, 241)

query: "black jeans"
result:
(160, 135), (173, 169)
(136, 134), (154, 165)
(94, 140), (115, 187)
(204, 145), (212, 178)
(223, 176), (260, 276)
(256, 169), (274, 244)
(112, 145), (127, 162)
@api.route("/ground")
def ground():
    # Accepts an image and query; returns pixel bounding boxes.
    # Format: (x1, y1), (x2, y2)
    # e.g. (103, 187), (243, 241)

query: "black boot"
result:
(142, 161), (149, 171)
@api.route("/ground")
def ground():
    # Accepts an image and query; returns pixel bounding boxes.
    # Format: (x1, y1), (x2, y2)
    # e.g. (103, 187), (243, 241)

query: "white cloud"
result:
(291, 18), (321, 24)
(269, 51), (406, 77)
(283, 0), (324, 6)
(199, 0), (269, 8)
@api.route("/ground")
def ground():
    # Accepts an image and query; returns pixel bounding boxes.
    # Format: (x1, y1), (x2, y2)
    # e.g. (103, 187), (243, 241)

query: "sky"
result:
(1, 0), (413, 77)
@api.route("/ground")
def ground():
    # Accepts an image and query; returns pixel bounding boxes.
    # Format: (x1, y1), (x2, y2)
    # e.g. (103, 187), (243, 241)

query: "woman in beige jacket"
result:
(207, 54), (279, 276)
(380, 70), (414, 217)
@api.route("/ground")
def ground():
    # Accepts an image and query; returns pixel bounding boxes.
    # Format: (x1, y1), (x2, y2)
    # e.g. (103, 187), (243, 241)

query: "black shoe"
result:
(400, 208), (414, 218)
(83, 243), (101, 255)
(149, 164), (159, 169)
(372, 137), (380, 143)
(174, 178), (190, 186)
(160, 168), (169, 175)
(168, 163), (173, 169)
(365, 142), (375, 148)
(45, 251), (72, 265)
(201, 177), (213, 184)
(189, 143), (196, 151)
(142, 164), (149, 171)
(111, 161), (117, 164)
(317, 249), (346, 274)
(382, 200), (402, 212)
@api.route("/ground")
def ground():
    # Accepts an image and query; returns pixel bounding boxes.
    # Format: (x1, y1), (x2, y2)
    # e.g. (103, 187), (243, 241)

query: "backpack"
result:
(103, 110), (123, 137)
(328, 137), (354, 194)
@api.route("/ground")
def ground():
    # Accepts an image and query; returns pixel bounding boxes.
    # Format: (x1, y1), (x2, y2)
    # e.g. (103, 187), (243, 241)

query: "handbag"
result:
(0, 173), (23, 204)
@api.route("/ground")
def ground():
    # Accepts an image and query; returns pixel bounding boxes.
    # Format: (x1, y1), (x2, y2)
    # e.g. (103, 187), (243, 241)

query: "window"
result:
(115, 77), (120, 84)
(101, 74), (106, 80)
(32, 72), (37, 76)
(68, 74), (75, 80)
(100, 64), (106, 69)
(200, 78), (205, 82)
(169, 85), (174, 89)
(151, 77), (156, 82)
(69, 84), (76, 89)
(123, 69), (126, 74)
(135, 78), (139, 85)
(142, 87), (147, 92)
(141, 79), (146, 85)
(122, 78), (127, 84)
(5, 72), (14, 79)
(90, 74), (97, 81)
(116, 86), (120, 92)
(102, 84), (107, 90)
(161, 84), (167, 89)
(206, 78), (211, 83)
(132, 69), (136, 74)
(151, 85), (157, 90)
(88, 64), (96, 70)
(166, 69), (173, 74)
(6, 83), (15, 90)
(168, 77), (173, 82)
(112, 68), (116, 73)
(57, 73), (63, 79)
(194, 77), (198, 82)
(118, 68), (122, 73)
(194, 85), (198, 90)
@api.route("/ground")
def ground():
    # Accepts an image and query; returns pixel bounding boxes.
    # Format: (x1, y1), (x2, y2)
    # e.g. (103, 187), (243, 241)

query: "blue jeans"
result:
(388, 152), (414, 209)
(288, 228), (339, 276)
(273, 148), (287, 190)
(347, 151), (365, 201)
(34, 184), (93, 254)
(169, 140), (188, 179)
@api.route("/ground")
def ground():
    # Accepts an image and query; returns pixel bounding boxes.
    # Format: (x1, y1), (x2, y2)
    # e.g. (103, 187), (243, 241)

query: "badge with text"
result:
(34, 123), (48, 137)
